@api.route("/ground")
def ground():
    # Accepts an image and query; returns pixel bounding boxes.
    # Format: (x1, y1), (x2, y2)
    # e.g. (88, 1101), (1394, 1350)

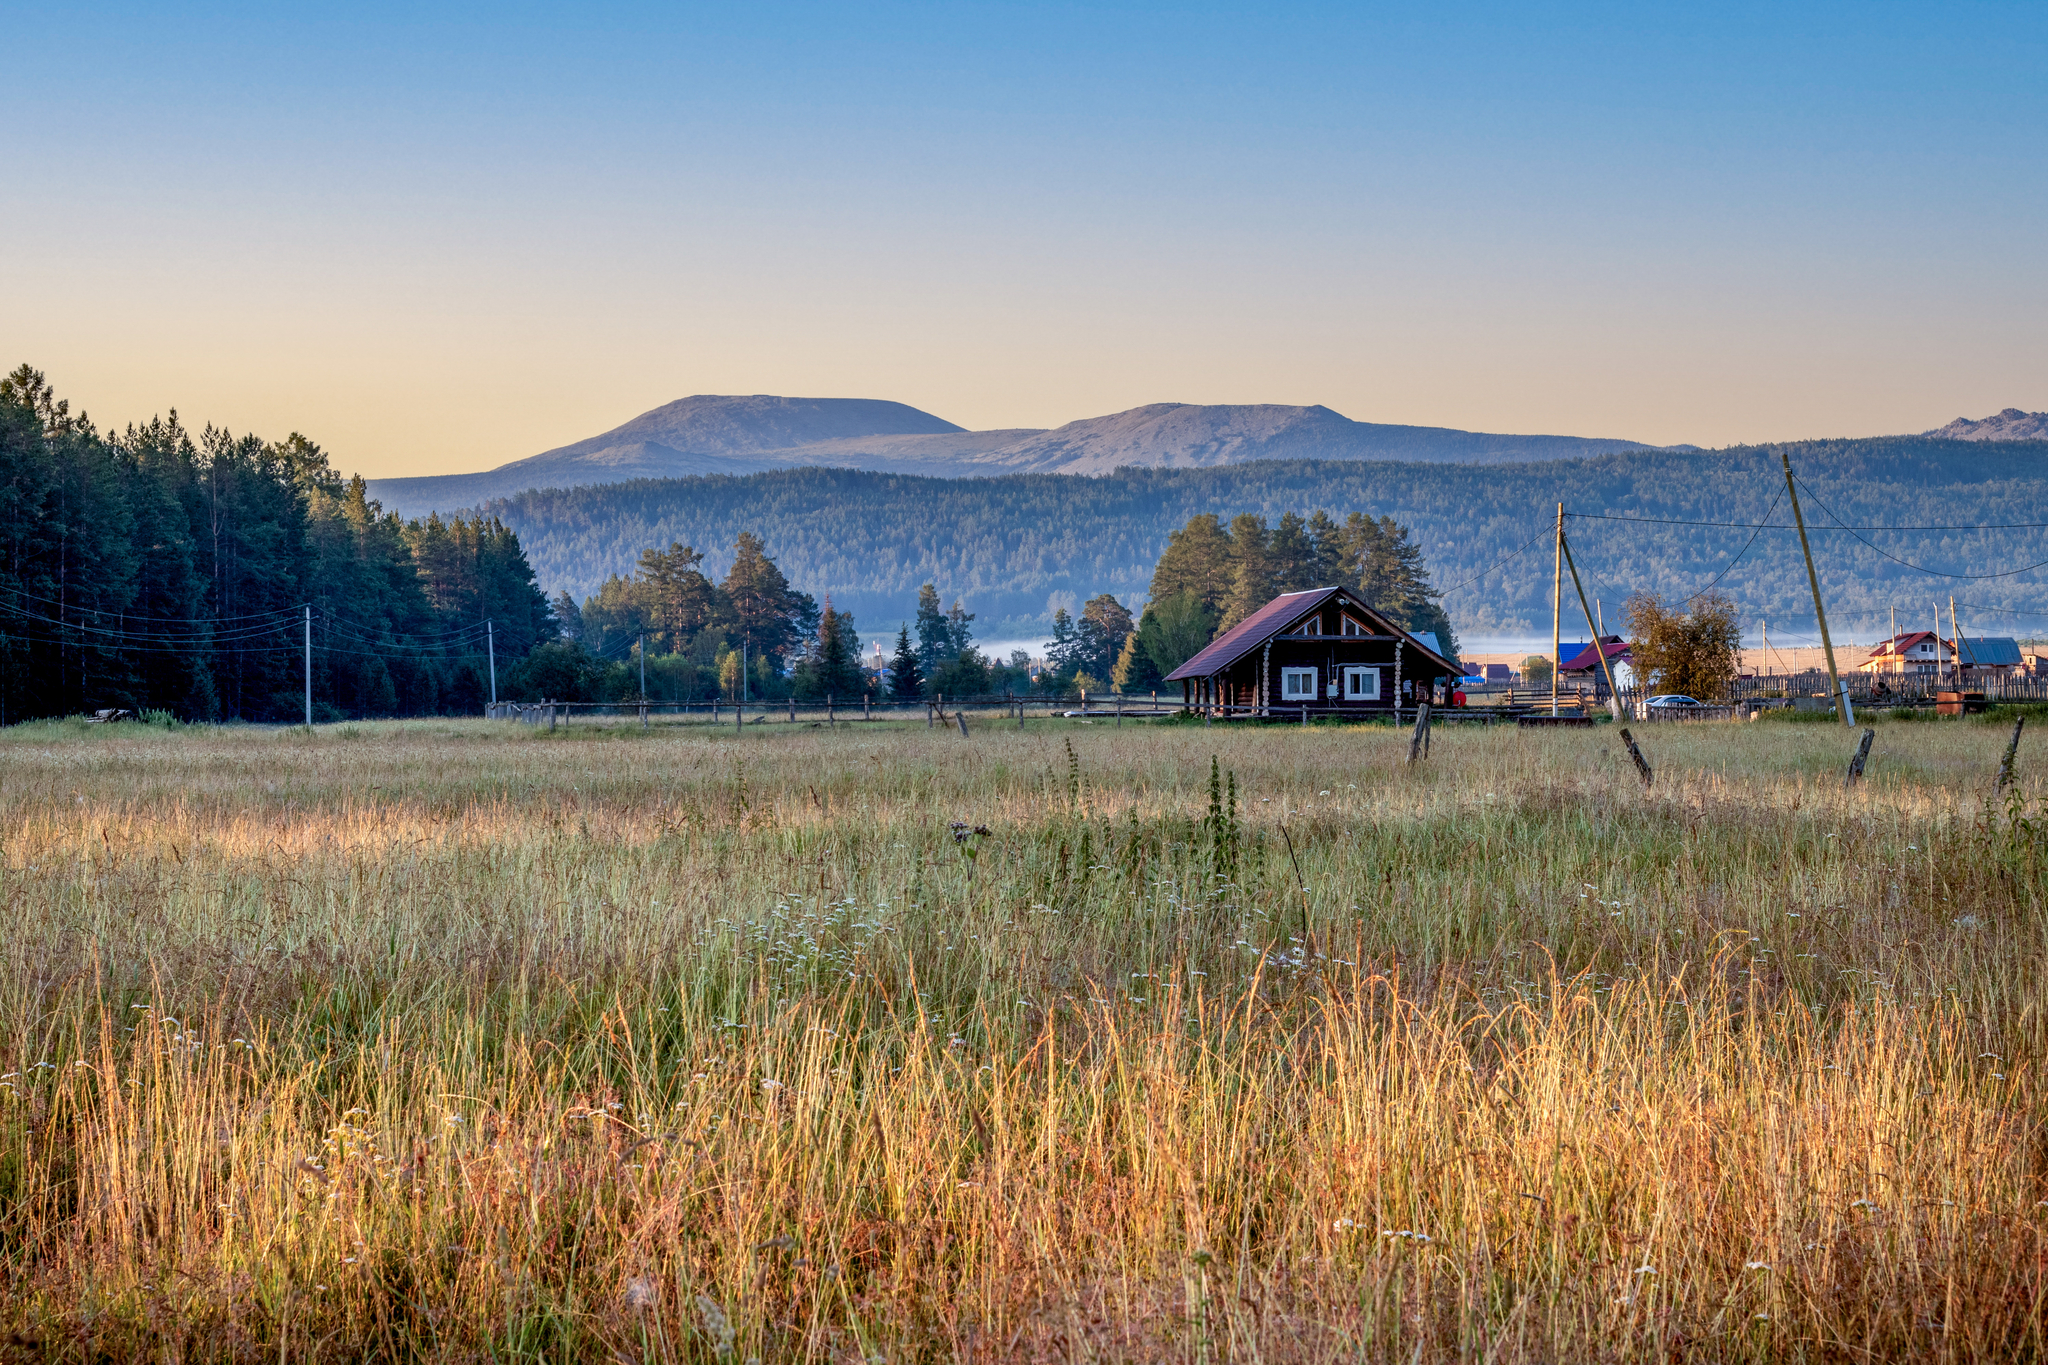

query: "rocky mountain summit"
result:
(1925, 408), (2048, 441)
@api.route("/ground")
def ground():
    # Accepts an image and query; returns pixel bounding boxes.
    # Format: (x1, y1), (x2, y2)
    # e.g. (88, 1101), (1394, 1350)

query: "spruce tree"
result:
(889, 624), (924, 700)
(914, 583), (951, 672)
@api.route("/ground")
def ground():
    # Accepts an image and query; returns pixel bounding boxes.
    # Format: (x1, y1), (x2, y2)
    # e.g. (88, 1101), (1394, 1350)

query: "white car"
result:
(1645, 694), (1704, 709)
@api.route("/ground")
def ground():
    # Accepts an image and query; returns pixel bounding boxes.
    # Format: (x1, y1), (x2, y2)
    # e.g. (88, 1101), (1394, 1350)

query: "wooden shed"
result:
(1165, 586), (1461, 719)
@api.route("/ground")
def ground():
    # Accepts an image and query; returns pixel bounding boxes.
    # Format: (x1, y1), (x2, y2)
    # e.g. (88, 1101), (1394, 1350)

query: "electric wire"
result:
(0, 586), (303, 625)
(1569, 511), (2048, 532)
(1435, 522), (1554, 594)
(1793, 476), (2048, 581)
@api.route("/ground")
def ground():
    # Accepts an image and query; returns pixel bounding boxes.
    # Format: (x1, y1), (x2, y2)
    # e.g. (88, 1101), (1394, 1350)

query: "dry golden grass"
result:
(0, 713), (2042, 1362)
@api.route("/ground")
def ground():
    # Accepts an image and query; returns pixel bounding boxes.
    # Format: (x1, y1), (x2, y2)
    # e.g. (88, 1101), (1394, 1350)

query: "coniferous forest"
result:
(452, 437), (2048, 643)
(0, 367), (561, 723)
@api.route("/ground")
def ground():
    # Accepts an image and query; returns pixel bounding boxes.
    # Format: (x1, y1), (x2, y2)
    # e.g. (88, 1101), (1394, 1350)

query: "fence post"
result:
(1619, 728), (1652, 786)
(864, 692), (870, 722)
(956, 711), (970, 737)
(1998, 716), (2025, 791)
(1845, 728), (1876, 787)
(1407, 701), (1433, 764)
(828, 692), (834, 727)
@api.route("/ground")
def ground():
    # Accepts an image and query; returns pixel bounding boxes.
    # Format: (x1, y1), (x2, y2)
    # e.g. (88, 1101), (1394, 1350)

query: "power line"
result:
(1793, 476), (2048, 581)
(1686, 485), (1783, 603)
(1570, 511), (2048, 532)
(0, 586), (302, 626)
(1435, 522), (1554, 594)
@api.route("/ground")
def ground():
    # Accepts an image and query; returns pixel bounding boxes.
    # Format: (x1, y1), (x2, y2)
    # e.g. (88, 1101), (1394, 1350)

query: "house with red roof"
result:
(1165, 587), (1461, 718)
(1858, 631), (1949, 675)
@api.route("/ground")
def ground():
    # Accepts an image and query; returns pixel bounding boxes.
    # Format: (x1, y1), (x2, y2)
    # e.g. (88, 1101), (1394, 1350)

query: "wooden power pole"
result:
(1780, 451), (1853, 727)
(1551, 502), (1563, 717)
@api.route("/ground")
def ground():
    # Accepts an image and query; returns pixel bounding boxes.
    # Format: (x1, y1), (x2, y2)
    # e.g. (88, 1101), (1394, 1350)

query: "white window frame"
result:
(1280, 667), (1318, 700)
(1342, 665), (1380, 701)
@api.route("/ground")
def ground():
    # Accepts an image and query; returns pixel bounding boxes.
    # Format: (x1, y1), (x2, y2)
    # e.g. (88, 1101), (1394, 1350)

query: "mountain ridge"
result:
(367, 395), (1672, 516)
(472, 434), (2048, 643)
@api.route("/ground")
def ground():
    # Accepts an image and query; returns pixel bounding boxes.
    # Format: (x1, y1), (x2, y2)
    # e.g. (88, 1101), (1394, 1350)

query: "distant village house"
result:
(1165, 587), (1460, 716)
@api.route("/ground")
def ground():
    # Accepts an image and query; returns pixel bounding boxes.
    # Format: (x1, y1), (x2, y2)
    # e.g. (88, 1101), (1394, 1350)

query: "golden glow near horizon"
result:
(8, 6), (2043, 480)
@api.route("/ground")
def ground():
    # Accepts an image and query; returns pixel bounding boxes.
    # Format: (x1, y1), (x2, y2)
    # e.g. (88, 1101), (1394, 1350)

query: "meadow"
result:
(0, 711), (2042, 1362)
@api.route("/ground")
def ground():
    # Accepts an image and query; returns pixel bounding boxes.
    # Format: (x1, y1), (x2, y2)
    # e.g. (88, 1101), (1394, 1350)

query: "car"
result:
(1645, 694), (1704, 708)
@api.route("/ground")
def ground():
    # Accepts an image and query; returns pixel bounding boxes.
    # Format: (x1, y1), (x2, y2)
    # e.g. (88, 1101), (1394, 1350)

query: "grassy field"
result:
(0, 711), (2042, 1362)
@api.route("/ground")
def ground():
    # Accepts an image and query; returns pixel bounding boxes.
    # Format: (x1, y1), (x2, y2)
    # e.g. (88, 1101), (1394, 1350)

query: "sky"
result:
(6, 1), (2045, 480)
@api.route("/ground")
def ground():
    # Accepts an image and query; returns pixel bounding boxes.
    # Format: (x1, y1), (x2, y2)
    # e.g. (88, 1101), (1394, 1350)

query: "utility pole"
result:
(486, 620), (496, 709)
(1951, 595), (1969, 683)
(737, 638), (746, 734)
(1761, 619), (1768, 677)
(638, 631), (648, 730)
(1551, 502), (1563, 718)
(304, 606), (312, 727)
(1781, 451), (1853, 727)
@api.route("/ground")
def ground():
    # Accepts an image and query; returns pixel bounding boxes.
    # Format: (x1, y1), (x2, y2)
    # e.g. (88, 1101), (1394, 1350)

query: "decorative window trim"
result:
(1342, 666), (1380, 701)
(1280, 667), (1318, 700)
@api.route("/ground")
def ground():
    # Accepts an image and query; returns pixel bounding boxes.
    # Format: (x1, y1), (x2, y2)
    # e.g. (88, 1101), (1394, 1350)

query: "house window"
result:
(1342, 666), (1379, 701)
(1280, 667), (1318, 700)
(1341, 616), (1366, 636)
(1298, 616), (1321, 635)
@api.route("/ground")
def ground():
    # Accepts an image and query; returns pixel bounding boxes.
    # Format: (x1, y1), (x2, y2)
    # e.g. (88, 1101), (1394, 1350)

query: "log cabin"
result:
(1165, 586), (1461, 719)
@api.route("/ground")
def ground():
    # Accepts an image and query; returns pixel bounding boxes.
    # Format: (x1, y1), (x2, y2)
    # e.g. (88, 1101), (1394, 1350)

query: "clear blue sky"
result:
(6, 1), (2044, 476)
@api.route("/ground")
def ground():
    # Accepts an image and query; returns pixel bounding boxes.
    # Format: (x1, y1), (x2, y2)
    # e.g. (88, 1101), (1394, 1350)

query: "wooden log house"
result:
(1166, 586), (1461, 719)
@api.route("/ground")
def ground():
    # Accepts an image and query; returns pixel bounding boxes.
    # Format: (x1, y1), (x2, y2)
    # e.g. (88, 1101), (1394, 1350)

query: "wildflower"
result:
(1633, 1266), (1656, 1275)
(1745, 1261), (1770, 1271)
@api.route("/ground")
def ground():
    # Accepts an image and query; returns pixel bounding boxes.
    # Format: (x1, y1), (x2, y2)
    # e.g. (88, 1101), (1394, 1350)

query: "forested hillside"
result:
(0, 367), (557, 722)
(484, 436), (2048, 643)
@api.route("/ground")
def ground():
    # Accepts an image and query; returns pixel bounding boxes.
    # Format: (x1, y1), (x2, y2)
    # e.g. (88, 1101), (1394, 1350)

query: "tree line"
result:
(0, 366), (557, 723)
(454, 439), (2048, 645)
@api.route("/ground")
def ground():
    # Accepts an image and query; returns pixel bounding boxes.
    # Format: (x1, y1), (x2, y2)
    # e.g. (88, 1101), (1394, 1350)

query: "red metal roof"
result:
(1165, 587), (1457, 681)
(1864, 631), (1940, 660)
(1559, 636), (1630, 672)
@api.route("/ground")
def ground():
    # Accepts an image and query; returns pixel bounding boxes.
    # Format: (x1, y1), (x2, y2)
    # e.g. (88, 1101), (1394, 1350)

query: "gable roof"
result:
(1560, 636), (1629, 672)
(1165, 586), (1457, 681)
(1866, 631), (1942, 659)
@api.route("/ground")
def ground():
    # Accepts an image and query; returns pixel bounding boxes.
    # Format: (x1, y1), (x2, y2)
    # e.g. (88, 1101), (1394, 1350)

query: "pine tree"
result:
(1043, 607), (1080, 682)
(889, 624), (924, 700)
(811, 596), (862, 698)
(1076, 594), (1134, 682)
(914, 583), (952, 672)
(1148, 513), (1236, 615)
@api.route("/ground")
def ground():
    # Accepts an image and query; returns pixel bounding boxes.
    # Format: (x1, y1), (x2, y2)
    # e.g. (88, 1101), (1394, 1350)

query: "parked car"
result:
(1645, 694), (1704, 709)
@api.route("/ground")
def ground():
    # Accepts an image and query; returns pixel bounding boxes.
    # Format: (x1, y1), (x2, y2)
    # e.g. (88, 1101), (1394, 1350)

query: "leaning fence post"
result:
(1998, 716), (2025, 791)
(1619, 727), (1652, 786)
(1845, 728), (1876, 786)
(956, 710), (970, 737)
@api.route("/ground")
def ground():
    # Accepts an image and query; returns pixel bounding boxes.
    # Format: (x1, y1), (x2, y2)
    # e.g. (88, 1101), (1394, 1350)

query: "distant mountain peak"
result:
(366, 394), (1663, 517)
(1925, 408), (2048, 441)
